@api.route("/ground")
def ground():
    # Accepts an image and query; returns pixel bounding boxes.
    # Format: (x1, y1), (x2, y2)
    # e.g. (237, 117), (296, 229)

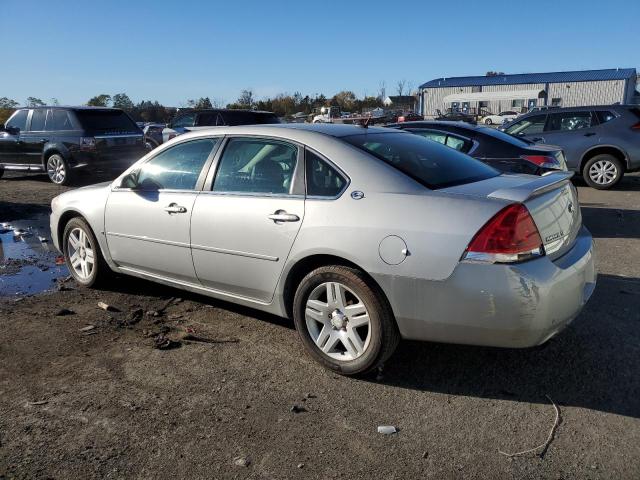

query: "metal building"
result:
(419, 68), (637, 117)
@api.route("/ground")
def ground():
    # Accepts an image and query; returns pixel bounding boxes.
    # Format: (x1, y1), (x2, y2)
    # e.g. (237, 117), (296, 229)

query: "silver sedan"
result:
(50, 124), (596, 375)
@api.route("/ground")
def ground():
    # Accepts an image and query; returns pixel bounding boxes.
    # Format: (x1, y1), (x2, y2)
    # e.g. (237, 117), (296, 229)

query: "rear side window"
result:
(408, 129), (469, 152)
(343, 132), (498, 190)
(6, 110), (28, 131)
(46, 110), (74, 131)
(172, 113), (195, 128)
(595, 111), (616, 124)
(477, 126), (532, 147)
(30, 109), (47, 131)
(74, 110), (138, 134)
(135, 138), (217, 190)
(504, 115), (547, 136)
(547, 112), (593, 131)
(306, 151), (347, 197)
(213, 138), (298, 194)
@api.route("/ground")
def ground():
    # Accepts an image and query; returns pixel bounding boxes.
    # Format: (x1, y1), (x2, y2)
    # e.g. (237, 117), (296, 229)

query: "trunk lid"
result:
(442, 172), (581, 260)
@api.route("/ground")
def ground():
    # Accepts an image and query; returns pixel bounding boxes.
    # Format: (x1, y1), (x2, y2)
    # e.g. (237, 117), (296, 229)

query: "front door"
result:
(21, 109), (49, 166)
(0, 109), (30, 165)
(104, 137), (219, 282)
(190, 136), (304, 302)
(538, 111), (599, 170)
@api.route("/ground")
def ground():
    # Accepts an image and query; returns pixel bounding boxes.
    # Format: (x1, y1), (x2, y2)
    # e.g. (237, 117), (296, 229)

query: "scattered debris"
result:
(127, 308), (144, 324)
(290, 404), (307, 413)
(233, 456), (251, 467)
(377, 425), (398, 435)
(153, 334), (180, 350)
(26, 400), (48, 406)
(498, 395), (561, 458)
(13, 228), (32, 238)
(55, 256), (65, 266)
(146, 310), (160, 317)
(297, 463), (305, 469)
(79, 325), (96, 332)
(55, 308), (75, 316)
(38, 236), (48, 243)
(97, 301), (119, 312)
(422, 451), (429, 459)
(181, 333), (239, 344)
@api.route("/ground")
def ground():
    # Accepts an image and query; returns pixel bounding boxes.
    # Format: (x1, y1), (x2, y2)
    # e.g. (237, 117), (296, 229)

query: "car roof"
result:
(386, 121), (479, 131)
(519, 105), (631, 116)
(19, 106), (125, 112)
(179, 109), (276, 115)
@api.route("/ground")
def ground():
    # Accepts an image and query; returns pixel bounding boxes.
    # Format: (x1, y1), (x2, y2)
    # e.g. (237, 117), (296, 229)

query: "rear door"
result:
(538, 111), (599, 170)
(21, 109), (49, 166)
(105, 137), (219, 282)
(190, 136), (304, 302)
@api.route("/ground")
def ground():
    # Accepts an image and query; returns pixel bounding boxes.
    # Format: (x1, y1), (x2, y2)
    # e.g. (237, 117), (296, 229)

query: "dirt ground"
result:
(1, 171), (639, 479)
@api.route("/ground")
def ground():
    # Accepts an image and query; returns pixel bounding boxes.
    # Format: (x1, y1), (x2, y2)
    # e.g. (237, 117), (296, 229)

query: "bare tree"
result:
(378, 80), (387, 101)
(396, 79), (407, 96)
(406, 81), (415, 96)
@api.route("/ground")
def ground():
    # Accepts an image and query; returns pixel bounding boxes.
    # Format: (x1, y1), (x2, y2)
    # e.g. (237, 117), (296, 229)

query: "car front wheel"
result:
(583, 154), (623, 189)
(293, 265), (399, 376)
(63, 217), (109, 287)
(484, 118), (493, 125)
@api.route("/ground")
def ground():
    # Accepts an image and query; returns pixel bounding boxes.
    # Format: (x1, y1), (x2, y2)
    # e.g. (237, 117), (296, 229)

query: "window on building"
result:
(551, 98), (562, 107)
(472, 86), (481, 93)
(511, 99), (525, 110)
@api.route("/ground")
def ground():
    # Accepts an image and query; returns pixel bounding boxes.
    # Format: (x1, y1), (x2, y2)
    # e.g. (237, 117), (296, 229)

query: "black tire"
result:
(293, 265), (400, 376)
(62, 217), (110, 287)
(46, 153), (74, 186)
(582, 154), (624, 190)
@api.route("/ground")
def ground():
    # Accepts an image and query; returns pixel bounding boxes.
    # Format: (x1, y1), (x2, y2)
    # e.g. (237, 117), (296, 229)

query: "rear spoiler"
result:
(488, 171), (574, 203)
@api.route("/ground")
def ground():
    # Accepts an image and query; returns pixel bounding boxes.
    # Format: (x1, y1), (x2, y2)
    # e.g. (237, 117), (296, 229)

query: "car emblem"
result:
(351, 191), (365, 200)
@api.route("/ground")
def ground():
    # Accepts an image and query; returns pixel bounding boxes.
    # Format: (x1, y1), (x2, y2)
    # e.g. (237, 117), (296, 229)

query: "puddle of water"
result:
(0, 213), (69, 297)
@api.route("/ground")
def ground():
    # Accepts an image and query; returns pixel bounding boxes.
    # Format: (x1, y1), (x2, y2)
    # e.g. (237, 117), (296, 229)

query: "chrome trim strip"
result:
(106, 231), (190, 248)
(191, 244), (279, 262)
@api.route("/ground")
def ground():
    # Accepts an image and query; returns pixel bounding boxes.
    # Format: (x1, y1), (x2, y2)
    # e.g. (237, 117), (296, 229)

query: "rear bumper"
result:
(68, 149), (145, 171)
(375, 226), (596, 348)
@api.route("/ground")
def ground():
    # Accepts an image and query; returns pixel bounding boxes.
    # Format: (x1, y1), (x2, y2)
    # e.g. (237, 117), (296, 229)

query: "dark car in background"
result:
(501, 105), (640, 189)
(141, 123), (166, 150)
(434, 109), (477, 124)
(0, 106), (145, 185)
(386, 121), (567, 175)
(162, 109), (280, 144)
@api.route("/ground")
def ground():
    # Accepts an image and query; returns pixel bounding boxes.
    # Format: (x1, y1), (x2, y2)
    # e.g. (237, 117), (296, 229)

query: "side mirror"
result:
(4, 126), (19, 135)
(118, 171), (139, 189)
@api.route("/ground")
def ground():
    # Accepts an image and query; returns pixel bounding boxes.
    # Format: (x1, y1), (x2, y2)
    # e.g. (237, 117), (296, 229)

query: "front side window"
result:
(6, 110), (28, 131)
(547, 112), (592, 131)
(213, 138), (298, 194)
(306, 151), (347, 197)
(410, 129), (446, 145)
(172, 113), (196, 128)
(445, 135), (466, 151)
(595, 111), (616, 124)
(343, 132), (498, 190)
(46, 110), (74, 131)
(134, 138), (217, 190)
(504, 115), (547, 136)
(30, 109), (47, 131)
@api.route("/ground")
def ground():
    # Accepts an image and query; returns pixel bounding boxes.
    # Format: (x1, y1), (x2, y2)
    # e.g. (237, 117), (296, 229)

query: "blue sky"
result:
(1, 0), (637, 107)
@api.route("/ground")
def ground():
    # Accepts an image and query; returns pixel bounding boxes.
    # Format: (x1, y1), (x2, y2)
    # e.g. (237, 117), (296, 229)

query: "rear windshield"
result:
(74, 110), (140, 134)
(343, 132), (499, 189)
(220, 111), (280, 125)
(477, 126), (533, 146)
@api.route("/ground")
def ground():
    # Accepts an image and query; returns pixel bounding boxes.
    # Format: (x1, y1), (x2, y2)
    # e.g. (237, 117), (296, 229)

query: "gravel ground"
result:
(1, 171), (639, 479)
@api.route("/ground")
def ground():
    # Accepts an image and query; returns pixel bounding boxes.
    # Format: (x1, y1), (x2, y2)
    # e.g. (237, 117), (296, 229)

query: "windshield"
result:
(74, 110), (140, 134)
(343, 132), (499, 189)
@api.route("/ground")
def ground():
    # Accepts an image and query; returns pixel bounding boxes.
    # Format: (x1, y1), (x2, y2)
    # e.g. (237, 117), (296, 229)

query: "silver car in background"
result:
(50, 124), (596, 375)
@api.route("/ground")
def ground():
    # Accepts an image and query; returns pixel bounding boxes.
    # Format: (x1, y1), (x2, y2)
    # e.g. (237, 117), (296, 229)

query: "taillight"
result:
(79, 137), (96, 151)
(462, 203), (544, 263)
(520, 155), (560, 169)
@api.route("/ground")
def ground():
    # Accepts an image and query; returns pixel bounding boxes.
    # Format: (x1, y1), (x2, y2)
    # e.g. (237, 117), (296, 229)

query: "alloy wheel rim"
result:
(305, 282), (371, 361)
(67, 227), (95, 280)
(589, 160), (617, 185)
(47, 157), (66, 184)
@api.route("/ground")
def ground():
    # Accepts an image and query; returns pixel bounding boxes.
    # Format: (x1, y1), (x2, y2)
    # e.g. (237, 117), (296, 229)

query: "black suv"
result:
(162, 109), (280, 144)
(0, 106), (146, 185)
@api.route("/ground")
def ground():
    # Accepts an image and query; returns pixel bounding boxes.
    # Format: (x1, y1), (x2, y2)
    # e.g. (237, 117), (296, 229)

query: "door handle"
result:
(584, 132), (596, 137)
(268, 211), (300, 223)
(164, 203), (187, 214)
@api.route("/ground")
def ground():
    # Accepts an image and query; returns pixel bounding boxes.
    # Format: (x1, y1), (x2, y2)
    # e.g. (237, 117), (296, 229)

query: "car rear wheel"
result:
(583, 154), (623, 190)
(46, 154), (73, 185)
(63, 217), (109, 287)
(484, 118), (493, 125)
(293, 265), (399, 376)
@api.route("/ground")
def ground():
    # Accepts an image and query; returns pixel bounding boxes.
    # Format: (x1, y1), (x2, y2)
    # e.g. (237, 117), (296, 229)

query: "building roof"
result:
(420, 68), (637, 89)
